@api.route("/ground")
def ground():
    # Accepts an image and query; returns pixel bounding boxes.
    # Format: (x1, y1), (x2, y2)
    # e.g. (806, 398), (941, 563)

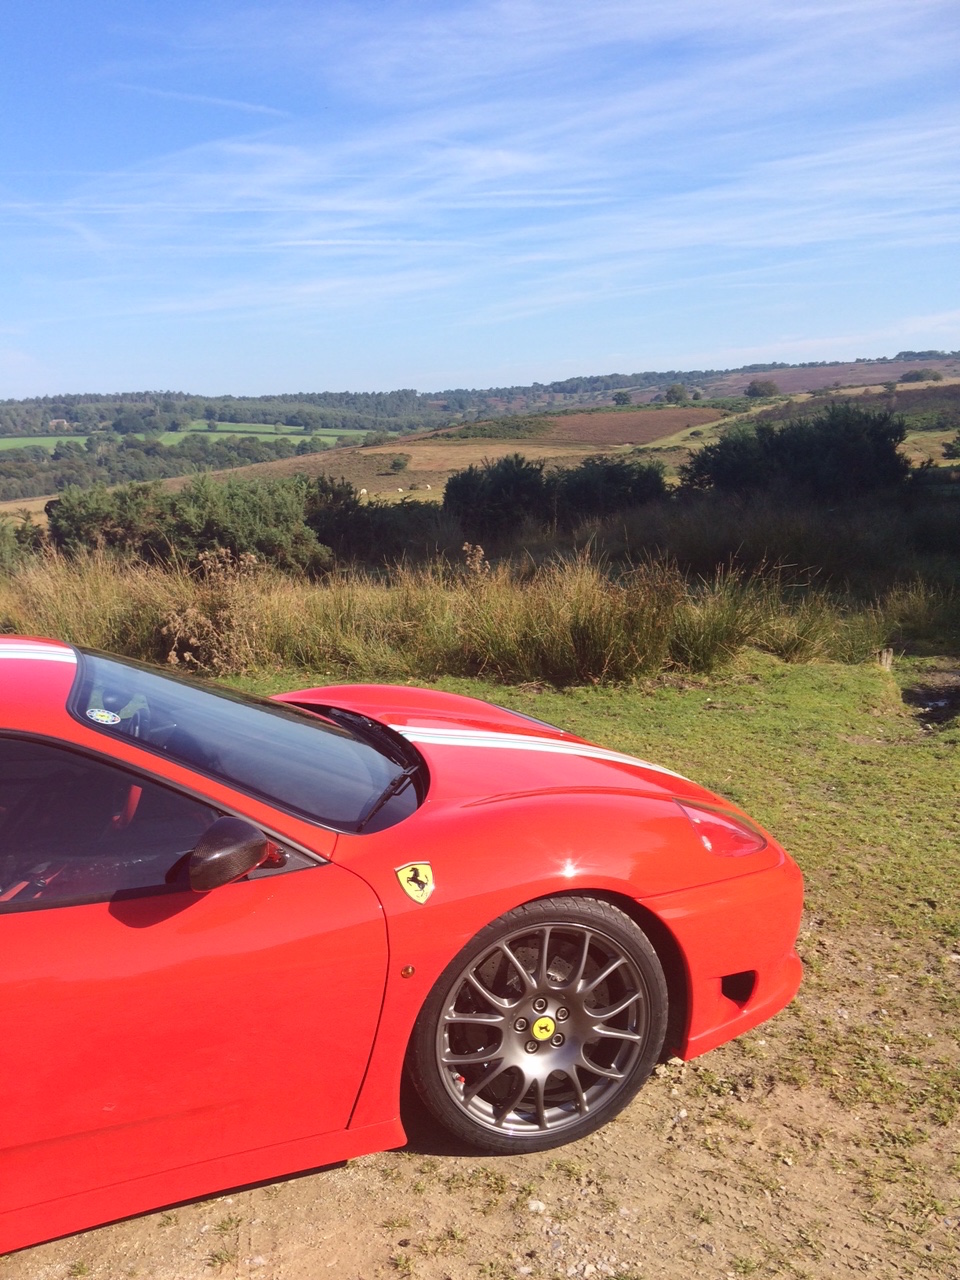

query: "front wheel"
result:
(407, 896), (668, 1154)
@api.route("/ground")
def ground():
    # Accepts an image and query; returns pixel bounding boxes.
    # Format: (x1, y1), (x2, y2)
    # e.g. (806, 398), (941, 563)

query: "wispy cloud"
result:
(2, 0), (958, 391)
(111, 83), (289, 117)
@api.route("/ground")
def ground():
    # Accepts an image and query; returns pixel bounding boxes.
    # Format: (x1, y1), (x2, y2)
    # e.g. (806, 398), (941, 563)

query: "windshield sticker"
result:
(396, 862), (434, 904)
(86, 708), (121, 726)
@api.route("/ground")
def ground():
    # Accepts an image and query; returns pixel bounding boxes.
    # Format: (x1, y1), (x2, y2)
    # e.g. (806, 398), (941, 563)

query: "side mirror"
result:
(189, 816), (271, 893)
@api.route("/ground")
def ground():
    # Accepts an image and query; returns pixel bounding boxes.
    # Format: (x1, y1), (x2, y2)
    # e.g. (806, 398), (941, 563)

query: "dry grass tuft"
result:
(0, 549), (923, 683)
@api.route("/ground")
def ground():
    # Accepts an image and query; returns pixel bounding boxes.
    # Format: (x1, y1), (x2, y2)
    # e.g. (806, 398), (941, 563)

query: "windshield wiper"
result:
(355, 765), (421, 832)
(313, 706), (413, 768)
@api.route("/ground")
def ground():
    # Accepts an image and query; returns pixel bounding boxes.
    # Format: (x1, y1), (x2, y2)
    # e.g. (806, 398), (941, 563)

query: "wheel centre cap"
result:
(531, 1014), (556, 1042)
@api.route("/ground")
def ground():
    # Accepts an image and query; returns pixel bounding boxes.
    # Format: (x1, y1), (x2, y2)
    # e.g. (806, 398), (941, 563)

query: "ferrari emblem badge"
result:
(532, 1015), (556, 1041)
(396, 862), (435, 904)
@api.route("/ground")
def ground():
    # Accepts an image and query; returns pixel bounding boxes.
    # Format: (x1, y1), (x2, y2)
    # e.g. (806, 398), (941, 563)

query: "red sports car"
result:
(0, 636), (802, 1254)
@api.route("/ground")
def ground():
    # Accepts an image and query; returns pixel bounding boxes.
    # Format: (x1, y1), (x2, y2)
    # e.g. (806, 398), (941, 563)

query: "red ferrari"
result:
(0, 636), (802, 1254)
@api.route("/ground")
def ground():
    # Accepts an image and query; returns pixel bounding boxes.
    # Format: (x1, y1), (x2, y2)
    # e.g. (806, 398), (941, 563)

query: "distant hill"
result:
(3, 358), (959, 518)
(3, 350), (958, 436)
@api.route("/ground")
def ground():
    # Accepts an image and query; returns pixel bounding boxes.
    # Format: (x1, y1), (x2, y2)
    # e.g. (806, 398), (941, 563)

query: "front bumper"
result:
(643, 852), (804, 1059)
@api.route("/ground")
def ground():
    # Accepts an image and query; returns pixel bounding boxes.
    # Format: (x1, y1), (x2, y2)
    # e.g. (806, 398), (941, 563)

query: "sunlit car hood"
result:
(273, 683), (723, 808)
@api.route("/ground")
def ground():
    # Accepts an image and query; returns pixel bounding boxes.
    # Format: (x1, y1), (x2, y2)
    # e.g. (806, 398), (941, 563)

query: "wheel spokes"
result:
(444, 1009), (504, 1027)
(590, 990), (642, 1020)
(570, 928), (594, 989)
(536, 926), (553, 987)
(441, 1045), (503, 1066)
(577, 1051), (625, 1081)
(582, 954), (626, 995)
(591, 1025), (643, 1043)
(563, 1067), (588, 1116)
(464, 970), (515, 1010)
(496, 940), (537, 995)
(436, 917), (654, 1137)
(492, 1070), (534, 1126)
(462, 1058), (512, 1104)
(532, 1076), (548, 1129)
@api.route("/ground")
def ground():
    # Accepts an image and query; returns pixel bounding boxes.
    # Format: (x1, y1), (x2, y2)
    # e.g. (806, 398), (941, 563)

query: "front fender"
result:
(341, 789), (767, 1131)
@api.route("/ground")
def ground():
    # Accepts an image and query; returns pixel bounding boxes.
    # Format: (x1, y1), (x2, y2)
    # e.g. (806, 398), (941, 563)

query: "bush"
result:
(900, 369), (944, 382)
(45, 476), (332, 575)
(745, 378), (780, 397)
(442, 454), (551, 540)
(680, 402), (911, 501)
(442, 453), (668, 542)
(553, 456), (666, 526)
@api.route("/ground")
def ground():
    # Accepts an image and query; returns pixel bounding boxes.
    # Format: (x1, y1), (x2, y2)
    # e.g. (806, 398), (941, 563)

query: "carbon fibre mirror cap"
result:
(189, 816), (270, 892)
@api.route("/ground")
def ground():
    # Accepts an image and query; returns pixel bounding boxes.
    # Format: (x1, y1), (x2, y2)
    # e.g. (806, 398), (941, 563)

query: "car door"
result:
(0, 736), (388, 1223)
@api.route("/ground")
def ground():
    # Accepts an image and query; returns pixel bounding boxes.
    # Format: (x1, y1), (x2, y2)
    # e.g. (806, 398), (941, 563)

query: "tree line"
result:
(6, 352), (956, 437)
(0, 431), (331, 502)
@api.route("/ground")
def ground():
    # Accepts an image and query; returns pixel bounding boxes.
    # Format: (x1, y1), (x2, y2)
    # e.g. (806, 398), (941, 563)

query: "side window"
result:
(0, 738), (220, 911)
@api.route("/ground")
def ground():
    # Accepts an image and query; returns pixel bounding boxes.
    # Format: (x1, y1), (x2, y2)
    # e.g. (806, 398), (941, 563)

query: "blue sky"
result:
(1, 0), (958, 396)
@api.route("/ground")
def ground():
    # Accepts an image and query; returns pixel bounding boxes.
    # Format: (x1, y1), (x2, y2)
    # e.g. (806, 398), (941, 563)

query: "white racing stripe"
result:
(390, 724), (687, 781)
(0, 642), (76, 664)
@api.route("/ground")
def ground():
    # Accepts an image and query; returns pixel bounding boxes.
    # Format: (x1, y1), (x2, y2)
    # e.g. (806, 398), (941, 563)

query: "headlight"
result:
(676, 801), (768, 857)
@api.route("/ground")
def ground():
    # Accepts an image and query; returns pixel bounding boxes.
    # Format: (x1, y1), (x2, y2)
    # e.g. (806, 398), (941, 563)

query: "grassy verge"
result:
(2, 550), (940, 684)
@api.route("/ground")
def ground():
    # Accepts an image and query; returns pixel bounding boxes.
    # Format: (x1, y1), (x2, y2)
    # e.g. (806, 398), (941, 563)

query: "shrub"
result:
(442, 453), (551, 540)
(745, 378), (779, 397)
(680, 402), (911, 500)
(45, 476), (332, 574)
(443, 454), (667, 541)
(553, 456), (666, 526)
(900, 369), (944, 382)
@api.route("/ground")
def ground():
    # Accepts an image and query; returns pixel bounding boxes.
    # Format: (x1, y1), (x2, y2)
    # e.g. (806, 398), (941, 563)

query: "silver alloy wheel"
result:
(434, 919), (652, 1136)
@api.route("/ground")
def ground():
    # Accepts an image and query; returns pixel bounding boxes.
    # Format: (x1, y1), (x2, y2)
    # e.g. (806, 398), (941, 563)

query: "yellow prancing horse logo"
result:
(532, 1015), (556, 1041)
(395, 862), (435, 904)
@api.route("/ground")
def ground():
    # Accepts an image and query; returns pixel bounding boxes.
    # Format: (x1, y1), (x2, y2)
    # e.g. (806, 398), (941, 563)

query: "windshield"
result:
(69, 652), (424, 832)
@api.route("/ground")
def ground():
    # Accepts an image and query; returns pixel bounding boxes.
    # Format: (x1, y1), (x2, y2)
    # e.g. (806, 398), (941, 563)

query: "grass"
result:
(158, 423), (370, 445)
(2, 549), (936, 686)
(204, 1246), (237, 1269)
(0, 436), (72, 451)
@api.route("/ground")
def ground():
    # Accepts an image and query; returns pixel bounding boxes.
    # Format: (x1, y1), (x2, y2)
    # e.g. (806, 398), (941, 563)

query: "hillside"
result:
(4, 352), (958, 437)
(697, 355), (960, 397)
(3, 377), (958, 520)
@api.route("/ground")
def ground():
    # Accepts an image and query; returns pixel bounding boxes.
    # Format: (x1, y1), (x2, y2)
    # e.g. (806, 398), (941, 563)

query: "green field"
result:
(0, 425), (373, 452)
(156, 424), (371, 445)
(0, 436), (74, 451)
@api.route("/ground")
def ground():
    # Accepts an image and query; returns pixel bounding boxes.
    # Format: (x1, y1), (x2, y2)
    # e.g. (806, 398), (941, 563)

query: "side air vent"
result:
(721, 970), (757, 1008)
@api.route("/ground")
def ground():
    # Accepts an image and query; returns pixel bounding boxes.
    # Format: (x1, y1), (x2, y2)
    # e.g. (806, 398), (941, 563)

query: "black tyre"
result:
(407, 896), (668, 1154)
